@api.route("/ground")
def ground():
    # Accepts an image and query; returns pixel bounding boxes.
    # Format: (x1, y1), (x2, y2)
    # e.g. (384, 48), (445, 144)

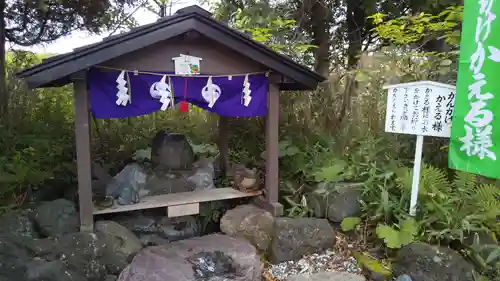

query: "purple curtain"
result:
(88, 67), (269, 119)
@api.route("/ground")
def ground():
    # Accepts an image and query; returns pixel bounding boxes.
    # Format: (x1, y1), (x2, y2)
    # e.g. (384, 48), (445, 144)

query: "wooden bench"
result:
(93, 187), (261, 218)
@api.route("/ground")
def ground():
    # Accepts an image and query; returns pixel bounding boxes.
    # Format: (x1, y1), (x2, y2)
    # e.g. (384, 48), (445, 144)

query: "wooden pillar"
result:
(218, 116), (230, 175)
(253, 83), (283, 216)
(265, 83), (280, 204)
(73, 72), (94, 232)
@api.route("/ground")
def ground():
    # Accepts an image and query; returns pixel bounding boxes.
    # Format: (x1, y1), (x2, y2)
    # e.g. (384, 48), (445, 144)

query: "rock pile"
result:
(0, 199), (111, 281)
(0, 199), (212, 281)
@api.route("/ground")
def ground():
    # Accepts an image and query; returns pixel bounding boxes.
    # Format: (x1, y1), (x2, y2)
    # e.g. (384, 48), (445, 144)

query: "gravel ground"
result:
(265, 251), (362, 280)
(263, 233), (364, 281)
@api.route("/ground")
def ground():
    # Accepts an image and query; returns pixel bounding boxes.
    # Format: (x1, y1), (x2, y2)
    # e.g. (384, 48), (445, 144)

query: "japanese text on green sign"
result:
(449, 0), (499, 179)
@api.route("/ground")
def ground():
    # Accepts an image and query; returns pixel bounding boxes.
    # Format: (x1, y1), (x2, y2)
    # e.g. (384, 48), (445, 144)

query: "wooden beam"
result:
(218, 116), (230, 175)
(168, 203), (200, 218)
(255, 83), (283, 216)
(93, 188), (261, 215)
(73, 72), (94, 232)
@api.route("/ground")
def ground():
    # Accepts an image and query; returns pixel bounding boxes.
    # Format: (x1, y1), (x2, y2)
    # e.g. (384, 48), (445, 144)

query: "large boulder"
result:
(118, 234), (261, 281)
(26, 260), (87, 281)
(0, 232), (91, 281)
(286, 272), (366, 281)
(220, 204), (275, 253)
(0, 212), (58, 279)
(146, 137), (216, 195)
(0, 210), (39, 239)
(151, 131), (195, 171)
(393, 243), (476, 281)
(269, 218), (336, 264)
(54, 232), (107, 281)
(95, 221), (143, 275)
(24, 238), (57, 257)
(0, 235), (31, 279)
(33, 199), (79, 237)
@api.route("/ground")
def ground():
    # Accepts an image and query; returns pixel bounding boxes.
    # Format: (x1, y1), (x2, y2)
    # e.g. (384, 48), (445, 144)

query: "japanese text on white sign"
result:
(385, 84), (456, 138)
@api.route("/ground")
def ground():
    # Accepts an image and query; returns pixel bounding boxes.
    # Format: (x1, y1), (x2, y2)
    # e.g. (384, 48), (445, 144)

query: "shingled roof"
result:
(17, 5), (325, 90)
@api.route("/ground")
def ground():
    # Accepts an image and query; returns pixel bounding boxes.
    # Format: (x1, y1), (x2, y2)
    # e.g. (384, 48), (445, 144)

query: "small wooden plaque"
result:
(168, 203), (200, 217)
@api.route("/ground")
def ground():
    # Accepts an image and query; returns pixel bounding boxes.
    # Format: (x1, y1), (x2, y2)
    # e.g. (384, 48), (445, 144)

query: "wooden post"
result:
(265, 83), (279, 204)
(73, 72), (94, 232)
(253, 83), (283, 216)
(218, 116), (230, 175)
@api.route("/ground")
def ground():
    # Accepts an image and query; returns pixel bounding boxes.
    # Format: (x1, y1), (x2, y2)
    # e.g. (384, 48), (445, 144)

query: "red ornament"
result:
(179, 101), (189, 112)
(180, 77), (189, 113)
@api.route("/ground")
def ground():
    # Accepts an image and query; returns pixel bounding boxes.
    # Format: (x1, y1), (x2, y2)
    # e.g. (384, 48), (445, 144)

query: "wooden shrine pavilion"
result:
(17, 5), (325, 232)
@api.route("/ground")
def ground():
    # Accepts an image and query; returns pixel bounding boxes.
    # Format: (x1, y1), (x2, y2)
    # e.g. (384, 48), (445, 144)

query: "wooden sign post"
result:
(383, 81), (456, 216)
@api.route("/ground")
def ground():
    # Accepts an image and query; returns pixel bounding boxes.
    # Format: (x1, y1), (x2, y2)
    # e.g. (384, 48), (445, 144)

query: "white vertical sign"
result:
(383, 81), (456, 216)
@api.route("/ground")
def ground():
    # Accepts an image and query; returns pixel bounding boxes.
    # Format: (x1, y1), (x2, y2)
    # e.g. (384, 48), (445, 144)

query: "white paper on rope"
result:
(384, 81), (456, 138)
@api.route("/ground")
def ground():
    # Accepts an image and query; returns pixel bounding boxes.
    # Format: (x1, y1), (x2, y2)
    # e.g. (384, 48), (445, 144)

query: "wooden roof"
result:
(17, 5), (325, 90)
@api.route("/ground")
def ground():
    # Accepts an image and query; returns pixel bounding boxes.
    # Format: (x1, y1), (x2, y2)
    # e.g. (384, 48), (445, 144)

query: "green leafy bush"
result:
(376, 218), (419, 249)
(394, 165), (500, 242)
(341, 217), (362, 232)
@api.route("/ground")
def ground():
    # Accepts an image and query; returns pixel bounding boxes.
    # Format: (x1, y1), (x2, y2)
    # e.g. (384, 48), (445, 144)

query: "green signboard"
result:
(449, 0), (500, 179)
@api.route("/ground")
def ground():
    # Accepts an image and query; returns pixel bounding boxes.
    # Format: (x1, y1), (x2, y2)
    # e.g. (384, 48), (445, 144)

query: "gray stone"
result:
(25, 238), (57, 257)
(0, 225), (56, 259)
(55, 232), (107, 281)
(34, 199), (79, 237)
(393, 243), (476, 281)
(270, 218), (336, 263)
(395, 275), (413, 281)
(145, 171), (196, 195)
(144, 132), (217, 195)
(187, 159), (216, 190)
(118, 234), (261, 281)
(326, 183), (362, 223)
(0, 210), (39, 239)
(26, 260), (87, 281)
(151, 131), (195, 171)
(157, 215), (200, 241)
(116, 215), (158, 234)
(105, 275), (118, 281)
(118, 214), (199, 242)
(304, 183), (362, 222)
(138, 233), (170, 246)
(0, 211), (57, 277)
(220, 204), (275, 253)
(285, 272), (366, 281)
(106, 163), (149, 205)
(187, 250), (236, 279)
(95, 220), (143, 275)
(0, 235), (30, 279)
